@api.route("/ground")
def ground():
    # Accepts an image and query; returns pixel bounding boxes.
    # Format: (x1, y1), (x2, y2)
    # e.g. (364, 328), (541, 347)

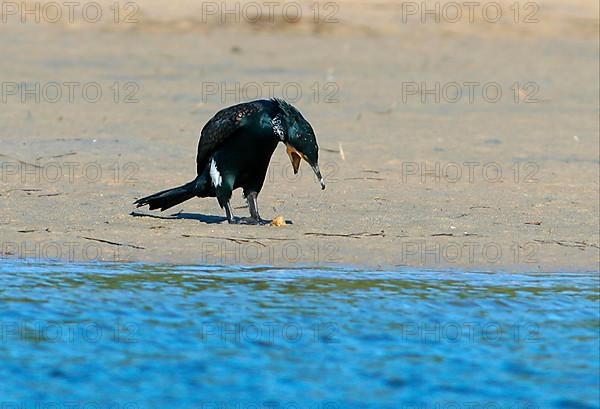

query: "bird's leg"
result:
(247, 192), (261, 220)
(239, 192), (268, 225)
(224, 201), (237, 224)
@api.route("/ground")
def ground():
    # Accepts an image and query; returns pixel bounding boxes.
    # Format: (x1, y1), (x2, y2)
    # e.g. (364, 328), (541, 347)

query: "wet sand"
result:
(1, 1), (598, 271)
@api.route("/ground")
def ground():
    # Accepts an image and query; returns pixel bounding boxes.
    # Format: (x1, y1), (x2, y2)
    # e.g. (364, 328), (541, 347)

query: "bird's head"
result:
(274, 99), (325, 190)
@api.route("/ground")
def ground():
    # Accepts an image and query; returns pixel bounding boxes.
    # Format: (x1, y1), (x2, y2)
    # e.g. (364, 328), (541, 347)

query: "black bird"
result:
(134, 99), (325, 224)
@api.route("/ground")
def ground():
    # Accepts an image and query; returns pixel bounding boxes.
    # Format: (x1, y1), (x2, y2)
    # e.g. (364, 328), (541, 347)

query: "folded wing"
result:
(196, 102), (263, 175)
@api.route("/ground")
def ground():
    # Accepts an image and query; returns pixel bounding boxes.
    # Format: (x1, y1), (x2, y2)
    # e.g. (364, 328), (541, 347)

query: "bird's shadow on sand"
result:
(130, 210), (227, 224)
(130, 211), (293, 225)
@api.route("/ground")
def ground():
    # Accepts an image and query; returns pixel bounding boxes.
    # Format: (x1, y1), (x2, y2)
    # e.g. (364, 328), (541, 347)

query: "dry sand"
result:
(1, 0), (598, 271)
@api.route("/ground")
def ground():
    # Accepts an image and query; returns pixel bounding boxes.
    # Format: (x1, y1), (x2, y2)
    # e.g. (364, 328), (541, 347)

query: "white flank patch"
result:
(209, 158), (222, 187)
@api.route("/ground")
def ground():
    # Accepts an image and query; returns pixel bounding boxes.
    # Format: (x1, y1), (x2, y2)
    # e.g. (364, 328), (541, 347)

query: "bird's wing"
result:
(196, 102), (263, 175)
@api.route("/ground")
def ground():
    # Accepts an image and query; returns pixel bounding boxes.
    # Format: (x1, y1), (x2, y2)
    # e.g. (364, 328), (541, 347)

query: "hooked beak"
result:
(286, 144), (326, 190)
(312, 163), (326, 190)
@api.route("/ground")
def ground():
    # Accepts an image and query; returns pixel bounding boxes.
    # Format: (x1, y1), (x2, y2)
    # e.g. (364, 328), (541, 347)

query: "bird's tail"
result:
(134, 179), (198, 211)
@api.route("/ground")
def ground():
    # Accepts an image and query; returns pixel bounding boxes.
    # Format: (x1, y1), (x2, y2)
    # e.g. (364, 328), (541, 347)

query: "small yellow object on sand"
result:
(270, 215), (285, 227)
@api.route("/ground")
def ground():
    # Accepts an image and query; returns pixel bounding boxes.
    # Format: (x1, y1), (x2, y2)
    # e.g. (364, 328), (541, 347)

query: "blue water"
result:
(0, 262), (598, 409)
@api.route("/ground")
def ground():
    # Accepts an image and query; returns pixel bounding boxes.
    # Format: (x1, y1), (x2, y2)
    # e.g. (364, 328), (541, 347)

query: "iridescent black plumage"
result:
(134, 99), (324, 224)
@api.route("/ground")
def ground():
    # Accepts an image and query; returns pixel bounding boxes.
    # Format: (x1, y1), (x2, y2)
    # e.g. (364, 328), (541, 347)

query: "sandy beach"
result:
(1, 0), (598, 271)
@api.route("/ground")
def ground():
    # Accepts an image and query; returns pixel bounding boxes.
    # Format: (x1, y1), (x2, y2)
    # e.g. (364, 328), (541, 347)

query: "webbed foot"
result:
(237, 216), (269, 225)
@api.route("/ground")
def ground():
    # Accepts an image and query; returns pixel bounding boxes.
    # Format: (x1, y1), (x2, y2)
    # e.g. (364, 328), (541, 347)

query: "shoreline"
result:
(1, 257), (600, 275)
